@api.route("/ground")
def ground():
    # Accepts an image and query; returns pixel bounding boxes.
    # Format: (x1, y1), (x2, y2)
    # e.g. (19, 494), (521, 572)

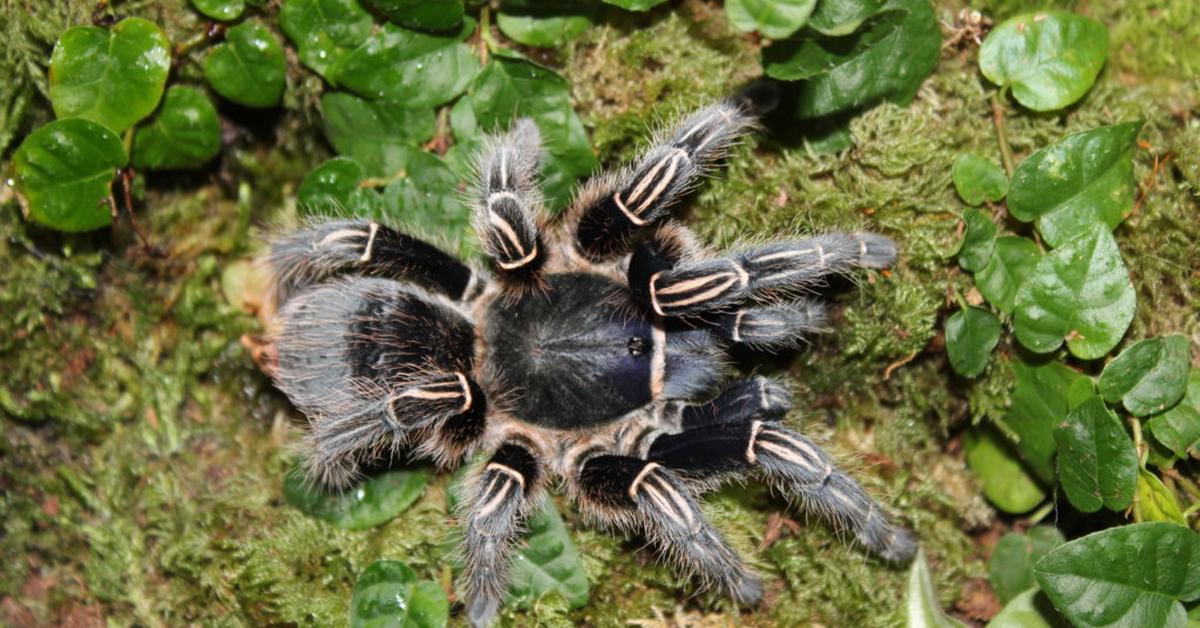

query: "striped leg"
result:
(459, 442), (543, 628)
(472, 119), (546, 280)
(269, 220), (483, 305)
(576, 455), (764, 605)
(708, 300), (828, 351)
(571, 102), (754, 260)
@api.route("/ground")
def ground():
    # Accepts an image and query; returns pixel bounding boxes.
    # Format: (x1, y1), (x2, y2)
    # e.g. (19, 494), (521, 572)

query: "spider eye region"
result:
(627, 336), (649, 356)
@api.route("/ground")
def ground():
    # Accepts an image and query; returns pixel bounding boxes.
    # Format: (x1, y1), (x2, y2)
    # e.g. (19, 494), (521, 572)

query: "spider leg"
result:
(574, 454), (764, 605)
(707, 299), (829, 351)
(459, 441), (543, 628)
(472, 119), (547, 280)
(269, 220), (483, 305)
(646, 378), (917, 563)
(570, 102), (754, 260)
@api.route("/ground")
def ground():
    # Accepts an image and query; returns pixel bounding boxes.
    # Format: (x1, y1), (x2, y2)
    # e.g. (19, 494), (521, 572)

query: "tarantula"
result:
(265, 102), (916, 626)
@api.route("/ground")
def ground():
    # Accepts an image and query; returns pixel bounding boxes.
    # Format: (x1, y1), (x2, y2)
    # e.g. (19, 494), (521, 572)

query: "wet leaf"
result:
(283, 465), (430, 530)
(965, 425), (1046, 514)
(191, 0), (245, 20)
(726, 0), (818, 39)
(1035, 523), (1200, 628)
(1053, 395), (1137, 513)
(1008, 122), (1141, 248)
(1005, 358), (1091, 485)
(333, 22), (479, 108)
(132, 86), (222, 170)
(297, 156), (384, 217)
(957, 207), (997, 273)
(204, 22), (286, 108)
(763, 0), (940, 119)
(1013, 226), (1135, 359)
(975, 235), (1039, 314)
(1099, 335), (1191, 417)
(980, 11), (1109, 112)
(380, 150), (474, 255)
(364, 0), (464, 32)
(12, 118), (126, 232)
(906, 549), (968, 627)
(988, 588), (1069, 628)
(601, 0), (667, 10)
(351, 560), (448, 628)
(953, 153), (1008, 206)
(322, 91), (437, 176)
(1136, 470), (1186, 526)
(808, 0), (884, 36)
(1147, 369), (1200, 459)
(946, 307), (1002, 378)
(507, 500), (589, 609)
(49, 17), (171, 133)
(989, 527), (1066, 603)
(279, 0), (374, 79)
(497, 2), (598, 48)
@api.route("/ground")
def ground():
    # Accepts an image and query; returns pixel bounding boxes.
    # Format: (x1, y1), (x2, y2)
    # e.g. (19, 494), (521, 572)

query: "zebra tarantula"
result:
(266, 102), (916, 626)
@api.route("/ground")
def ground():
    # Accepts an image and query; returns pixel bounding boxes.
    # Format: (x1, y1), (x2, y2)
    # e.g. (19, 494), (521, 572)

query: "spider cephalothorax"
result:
(266, 102), (916, 626)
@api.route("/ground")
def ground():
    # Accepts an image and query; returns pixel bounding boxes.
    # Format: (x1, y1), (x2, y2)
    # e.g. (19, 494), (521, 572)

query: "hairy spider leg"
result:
(472, 118), (547, 280)
(570, 101), (754, 260)
(646, 378), (917, 563)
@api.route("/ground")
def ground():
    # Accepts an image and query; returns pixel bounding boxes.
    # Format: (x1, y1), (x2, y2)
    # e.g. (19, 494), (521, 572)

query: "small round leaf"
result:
(49, 18), (171, 133)
(322, 91), (437, 176)
(1098, 335), (1191, 417)
(1146, 369), (1200, 459)
(12, 119), (127, 232)
(283, 465), (430, 530)
(351, 560), (448, 628)
(191, 0), (246, 20)
(1005, 358), (1092, 485)
(980, 11), (1109, 112)
(1052, 394), (1138, 513)
(808, 0), (885, 36)
(956, 207), (997, 273)
(725, 0), (818, 39)
(497, 4), (597, 48)
(975, 235), (1040, 314)
(988, 588), (1065, 628)
(1135, 470), (1186, 526)
(507, 501), (589, 609)
(945, 307), (1002, 378)
(988, 526), (1066, 603)
(297, 156), (371, 215)
(204, 22), (286, 108)
(952, 153), (1008, 206)
(279, 0), (374, 79)
(133, 86), (222, 170)
(332, 22), (479, 109)
(364, 0), (465, 32)
(964, 426), (1046, 514)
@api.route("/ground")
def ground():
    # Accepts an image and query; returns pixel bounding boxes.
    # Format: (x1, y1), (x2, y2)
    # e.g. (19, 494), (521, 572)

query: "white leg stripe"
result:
(359, 222), (380, 263)
(746, 420), (764, 464)
(732, 309), (745, 342)
(648, 272), (666, 317)
(496, 246), (539, 270)
(476, 476), (515, 520)
(629, 462), (661, 499)
(655, 271), (736, 296)
(614, 193), (651, 226)
(319, 228), (368, 247)
(455, 372), (472, 412)
(634, 150), (687, 213)
(487, 208), (527, 258)
(752, 247), (815, 263)
(650, 321), (666, 396)
(485, 462), (526, 489)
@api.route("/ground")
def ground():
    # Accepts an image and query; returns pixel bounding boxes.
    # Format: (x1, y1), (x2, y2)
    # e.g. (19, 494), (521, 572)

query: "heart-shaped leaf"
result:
(957, 207), (997, 273)
(601, 0), (667, 10)
(191, 0), (245, 20)
(283, 465), (430, 530)
(351, 560), (448, 628)
(380, 150), (474, 254)
(988, 588), (1068, 628)
(1147, 369), (1200, 459)
(906, 549), (968, 627)
(980, 11), (1109, 112)
(12, 118), (127, 232)
(507, 500), (589, 609)
(975, 235), (1040, 314)
(989, 526), (1066, 603)
(497, 2), (598, 48)
(965, 425), (1046, 514)
(953, 153), (1008, 206)
(1008, 122), (1141, 248)
(49, 17), (171, 133)
(364, 0), (464, 32)
(297, 156), (385, 217)
(1099, 335), (1190, 417)
(204, 22), (286, 108)
(807, 0), (884, 36)
(946, 307), (1002, 378)
(322, 91), (437, 176)
(1005, 358), (1092, 485)
(1053, 394), (1137, 513)
(279, 0), (374, 80)
(1136, 470), (1186, 526)
(1034, 522), (1200, 628)
(1013, 226), (1135, 359)
(725, 0), (818, 39)
(333, 22), (479, 108)
(132, 86), (222, 170)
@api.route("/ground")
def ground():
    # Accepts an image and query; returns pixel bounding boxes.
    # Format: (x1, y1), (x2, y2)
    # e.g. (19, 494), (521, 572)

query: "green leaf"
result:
(12, 119), (126, 233)
(989, 527), (1066, 603)
(957, 207), (997, 273)
(49, 18), (171, 133)
(380, 150), (474, 253)
(279, 0), (374, 80)
(132, 86), (222, 171)
(1008, 122), (1142, 248)
(988, 588), (1069, 628)
(297, 157), (384, 217)
(497, 3), (598, 48)
(1013, 225), (1135, 359)
(965, 425), (1046, 514)
(1005, 358), (1091, 485)
(906, 549), (968, 627)
(1053, 394), (1138, 513)
(980, 11), (1109, 112)
(1147, 369), (1200, 459)
(283, 465), (430, 530)
(351, 560), (448, 628)
(1099, 335), (1191, 417)
(364, 0), (465, 32)
(1035, 522), (1200, 628)
(953, 153), (1009, 206)
(1136, 469), (1187, 526)
(204, 22), (286, 108)
(507, 500), (589, 609)
(945, 307), (1002, 378)
(808, 0), (884, 36)
(725, 0), (818, 39)
(333, 22), (479, 108)
(191, 0), (245, 20)
(975, 235), (1040, 314)
(322, 91), (437, 176)
(763, 0), (940, 119)
(463, 53), (598, 209)
(601, 0), (667, 10)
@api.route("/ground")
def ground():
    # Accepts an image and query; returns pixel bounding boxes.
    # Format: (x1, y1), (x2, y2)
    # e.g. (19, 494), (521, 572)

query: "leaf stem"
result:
(1026, 499), (1055, 525)
(991, 90), (1015, 177)
(1129, 417), (1148, 468)
(478, 4), (495, 65)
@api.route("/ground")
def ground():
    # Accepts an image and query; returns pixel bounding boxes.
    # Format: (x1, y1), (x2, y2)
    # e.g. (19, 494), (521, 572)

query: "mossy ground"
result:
(2, 0), (1197, 626)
